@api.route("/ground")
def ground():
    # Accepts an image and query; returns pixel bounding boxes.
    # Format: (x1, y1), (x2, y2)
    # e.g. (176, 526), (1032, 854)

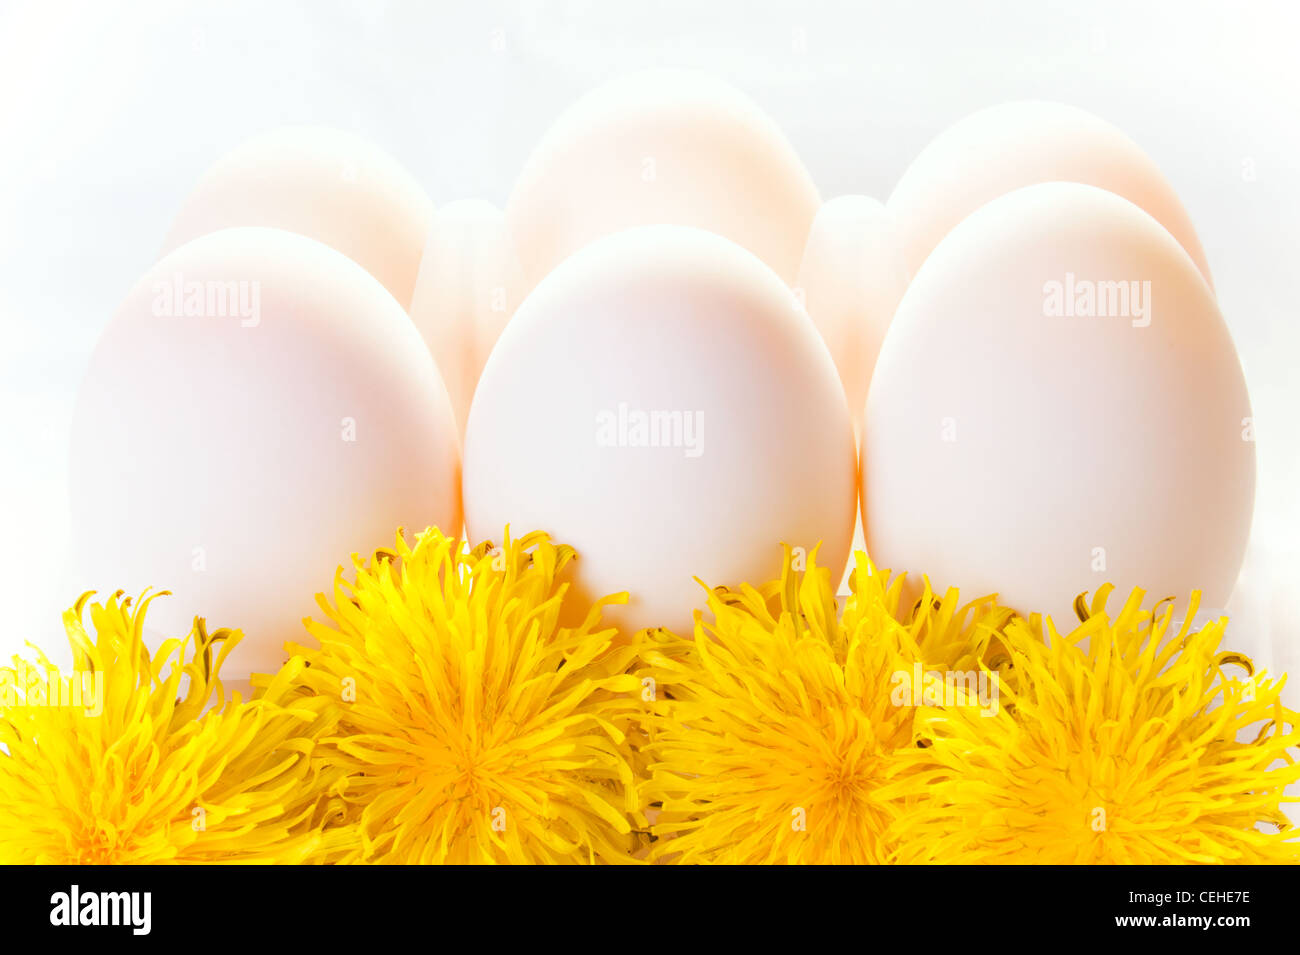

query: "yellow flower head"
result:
(640, 548), (1014, 864)
(0, 591), (332, 864)
(285, 527), (645, 864)
(900, 585), (1300, 864)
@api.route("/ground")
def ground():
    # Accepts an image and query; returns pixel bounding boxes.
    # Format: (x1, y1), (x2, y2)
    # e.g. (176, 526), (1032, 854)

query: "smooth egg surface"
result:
(505, 69), (820, 298)
(464, 225), (856, 636)
(863, 183), (1252, 626)
(887, 101), (1213, 289)
(409, 199), (522, 437)
(795, 195), (908, 432)
(70, 227), (462, 677)
(162, 126), (434, 310)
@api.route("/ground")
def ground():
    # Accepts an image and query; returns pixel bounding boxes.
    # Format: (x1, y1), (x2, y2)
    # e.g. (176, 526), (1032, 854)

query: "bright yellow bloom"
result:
(0, 591), (332, 864)
(285, 527), (645, 864)
(898, 585), (1300, 864)
(640, 548), (1014, 864)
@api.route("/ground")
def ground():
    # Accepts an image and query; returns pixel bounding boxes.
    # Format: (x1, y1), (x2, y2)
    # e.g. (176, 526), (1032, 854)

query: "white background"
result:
(1, 0), (1297, 682)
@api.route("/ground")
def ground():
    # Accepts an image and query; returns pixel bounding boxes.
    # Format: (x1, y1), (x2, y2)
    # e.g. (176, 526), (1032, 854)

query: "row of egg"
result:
(70, 71), (1253, 678)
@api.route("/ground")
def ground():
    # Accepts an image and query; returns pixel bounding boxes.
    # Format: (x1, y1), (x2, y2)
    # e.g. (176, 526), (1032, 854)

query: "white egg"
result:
(409, 199), (522, 437)
(863, 183), (1253, 626)
(70, 227), (462, 677)
(795, 196), (908, 431)
(464, 225), (856, 636)
(888, 101), (1213, 289)
(162, 126), (434, 310)
(505, 69), (820, 297)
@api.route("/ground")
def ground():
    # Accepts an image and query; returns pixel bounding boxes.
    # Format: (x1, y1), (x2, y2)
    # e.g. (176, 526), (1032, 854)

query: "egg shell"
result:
(795, 195), (908, 432)
(464, 225), (857, 636)
(887, 101), (1213, 289)
(162, 126), (434, 310)
(505, 69), (820, 297)
(863, 182), (1253, 626)
(409, 199), (522, 437)
(70, 227), (462, 677)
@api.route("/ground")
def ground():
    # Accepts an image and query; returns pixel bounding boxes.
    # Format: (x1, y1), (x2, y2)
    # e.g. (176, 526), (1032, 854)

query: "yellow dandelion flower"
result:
(284, 527), (645, 864)
(640, 548), (1014, 864)
(0, 591), (333, 864)
(898, 585), (1300, 864)
(850, 556), (1019, 678)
